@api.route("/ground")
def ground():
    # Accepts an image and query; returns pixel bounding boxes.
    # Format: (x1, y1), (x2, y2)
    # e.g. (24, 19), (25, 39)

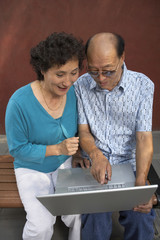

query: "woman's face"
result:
(42, 59), (79, 97)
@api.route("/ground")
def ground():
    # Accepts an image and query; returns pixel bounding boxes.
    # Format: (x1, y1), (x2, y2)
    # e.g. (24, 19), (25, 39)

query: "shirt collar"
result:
(89, 75), (97, 90)
(117, 62), (129, 92)
(88, 62), (129, 92)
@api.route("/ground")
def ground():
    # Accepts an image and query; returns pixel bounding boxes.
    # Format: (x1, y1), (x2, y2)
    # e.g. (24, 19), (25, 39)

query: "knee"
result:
(37, 219), (54, 233)
(119, 210), (155, 240)
(24, 215), (55, 239)
(119, 209), (155, 227)
(62, 214), (81, 228)
(81, 213), (112, 240)
(82, 213), (112, 227)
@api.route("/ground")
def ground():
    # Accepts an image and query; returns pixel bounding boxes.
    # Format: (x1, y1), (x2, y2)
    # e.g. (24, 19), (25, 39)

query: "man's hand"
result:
(91, 154), (112, 184)
(78, 124), (112, 184)
(133, 178), (153, 213)
(72, 157), (91, 168)
(133, 197), (153, 213)
(134, 131), (154, 213)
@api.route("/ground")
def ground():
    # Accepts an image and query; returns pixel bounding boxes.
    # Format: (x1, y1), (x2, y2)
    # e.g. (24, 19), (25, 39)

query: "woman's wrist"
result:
(46, 144), (60, 156)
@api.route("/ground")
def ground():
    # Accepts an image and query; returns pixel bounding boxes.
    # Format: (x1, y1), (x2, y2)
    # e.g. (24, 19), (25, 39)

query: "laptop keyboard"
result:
(68, 183), (126, 192)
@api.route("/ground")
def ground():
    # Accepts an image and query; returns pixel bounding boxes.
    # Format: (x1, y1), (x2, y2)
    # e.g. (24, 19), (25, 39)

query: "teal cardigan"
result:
(5, 84), (77, 173)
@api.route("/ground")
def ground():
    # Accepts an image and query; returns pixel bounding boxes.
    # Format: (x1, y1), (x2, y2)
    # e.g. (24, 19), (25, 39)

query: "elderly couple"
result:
(5, 32), (155, 240)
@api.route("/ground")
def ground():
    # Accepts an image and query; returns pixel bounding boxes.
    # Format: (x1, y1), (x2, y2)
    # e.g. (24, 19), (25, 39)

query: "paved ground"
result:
(0, 132), (160, 240)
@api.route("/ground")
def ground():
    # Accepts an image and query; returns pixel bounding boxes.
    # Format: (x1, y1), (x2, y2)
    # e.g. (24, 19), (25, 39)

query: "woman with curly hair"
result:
(5, 32), (85, 240)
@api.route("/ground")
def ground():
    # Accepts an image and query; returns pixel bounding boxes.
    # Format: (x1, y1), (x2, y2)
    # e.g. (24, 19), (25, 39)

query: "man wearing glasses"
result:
(73, 32), (155, 240)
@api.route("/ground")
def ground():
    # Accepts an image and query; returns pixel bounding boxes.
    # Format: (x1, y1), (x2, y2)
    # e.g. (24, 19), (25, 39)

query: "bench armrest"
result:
(148, 164), (160, 208)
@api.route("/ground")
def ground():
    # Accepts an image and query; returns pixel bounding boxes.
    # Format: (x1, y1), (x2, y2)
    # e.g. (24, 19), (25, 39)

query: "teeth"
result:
(59, 87), (67, 89)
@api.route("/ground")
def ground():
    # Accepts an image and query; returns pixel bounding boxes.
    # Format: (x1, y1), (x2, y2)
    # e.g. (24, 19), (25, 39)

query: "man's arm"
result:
(78, 124), (112, 184)
(134, 131), (153, 213)
(135, 131), (153, 186)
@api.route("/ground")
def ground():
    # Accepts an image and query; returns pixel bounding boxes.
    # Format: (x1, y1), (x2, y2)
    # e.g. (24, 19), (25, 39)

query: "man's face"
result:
(87, 46), (124, 90)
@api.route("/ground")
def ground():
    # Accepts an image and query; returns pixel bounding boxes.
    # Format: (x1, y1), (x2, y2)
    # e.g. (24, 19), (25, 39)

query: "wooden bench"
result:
(0, 155), (23, 208)
(0, 154), (159, 208)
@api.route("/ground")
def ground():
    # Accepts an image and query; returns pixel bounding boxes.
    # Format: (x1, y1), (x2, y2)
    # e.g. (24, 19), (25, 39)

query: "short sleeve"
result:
(136, 80), (154, 132)
(74, 82), (88, 124)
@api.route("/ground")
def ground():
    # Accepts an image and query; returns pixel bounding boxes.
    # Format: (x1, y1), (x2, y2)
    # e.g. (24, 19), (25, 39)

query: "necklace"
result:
(39, 82), (64, 112)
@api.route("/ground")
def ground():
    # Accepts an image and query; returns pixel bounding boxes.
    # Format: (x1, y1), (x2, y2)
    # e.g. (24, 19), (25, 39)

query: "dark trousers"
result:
(81, 209), (155, 240)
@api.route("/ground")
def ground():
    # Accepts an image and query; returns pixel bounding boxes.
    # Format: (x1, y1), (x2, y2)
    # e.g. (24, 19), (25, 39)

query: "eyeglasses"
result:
(87, 60), (120, 78)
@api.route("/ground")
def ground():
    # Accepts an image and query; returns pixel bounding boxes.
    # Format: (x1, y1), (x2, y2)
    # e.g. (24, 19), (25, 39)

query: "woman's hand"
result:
(58, 137), (79, 155)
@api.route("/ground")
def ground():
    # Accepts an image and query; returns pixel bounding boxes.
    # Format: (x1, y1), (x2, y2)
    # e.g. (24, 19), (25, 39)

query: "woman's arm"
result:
(5, 99), (79, 163)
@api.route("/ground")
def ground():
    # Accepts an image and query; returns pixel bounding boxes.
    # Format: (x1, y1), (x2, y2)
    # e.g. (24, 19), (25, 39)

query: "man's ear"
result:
(122, 51), (125, 61)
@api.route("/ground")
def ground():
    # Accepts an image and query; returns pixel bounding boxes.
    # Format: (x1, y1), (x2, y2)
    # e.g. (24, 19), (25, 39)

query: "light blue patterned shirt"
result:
(74, 63), (154, 170)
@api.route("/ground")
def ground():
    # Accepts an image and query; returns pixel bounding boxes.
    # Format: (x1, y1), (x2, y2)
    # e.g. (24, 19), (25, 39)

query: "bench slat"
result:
(0, 198), (23, 208)
(0, 175), (16, 182)
(0, 182), (18, 191)
(0, 162), (14, 168)
(0, 155), (14, 163)
(0, 190), (20, 197)
(0, 169), (15, 175)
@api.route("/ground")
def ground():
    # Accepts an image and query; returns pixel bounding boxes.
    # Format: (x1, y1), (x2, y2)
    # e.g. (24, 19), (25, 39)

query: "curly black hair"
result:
(30, 32), (85, 80)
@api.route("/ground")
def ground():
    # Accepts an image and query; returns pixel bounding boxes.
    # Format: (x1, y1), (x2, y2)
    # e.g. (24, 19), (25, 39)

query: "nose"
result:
(62, 75), (72, 87)
(98, 72), (106, 82)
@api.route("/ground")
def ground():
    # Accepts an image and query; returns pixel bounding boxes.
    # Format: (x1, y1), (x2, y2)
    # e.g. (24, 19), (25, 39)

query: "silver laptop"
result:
(37, 163), (158, 216)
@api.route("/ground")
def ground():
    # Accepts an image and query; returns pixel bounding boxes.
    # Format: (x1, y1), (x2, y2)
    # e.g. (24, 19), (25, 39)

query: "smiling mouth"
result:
(58, 86), (68, 90)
